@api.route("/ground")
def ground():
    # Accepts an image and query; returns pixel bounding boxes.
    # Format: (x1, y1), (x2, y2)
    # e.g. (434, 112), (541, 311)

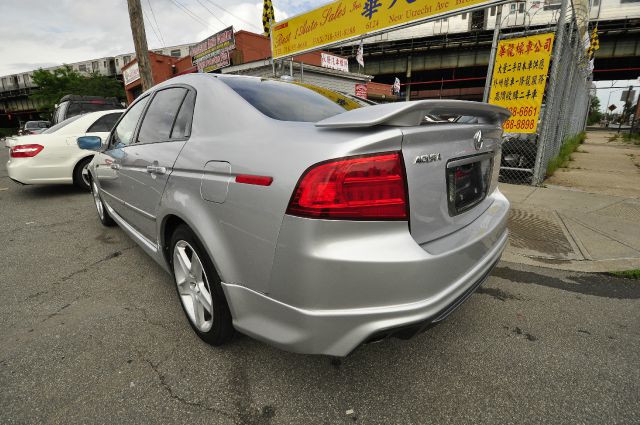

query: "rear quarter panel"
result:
(158, 76), (405, 293)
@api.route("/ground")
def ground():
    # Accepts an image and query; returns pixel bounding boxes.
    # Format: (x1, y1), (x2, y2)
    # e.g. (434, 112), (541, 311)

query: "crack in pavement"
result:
(130, 306), (173, 331)
(143, 357), (236, 421)
(24, 246), (137, 304)
(41, 299), (76, 323)
(60, 246), (136, 283)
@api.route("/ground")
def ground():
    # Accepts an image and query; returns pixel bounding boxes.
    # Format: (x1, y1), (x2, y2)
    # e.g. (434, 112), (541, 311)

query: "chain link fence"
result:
(499, 1), (592, 185)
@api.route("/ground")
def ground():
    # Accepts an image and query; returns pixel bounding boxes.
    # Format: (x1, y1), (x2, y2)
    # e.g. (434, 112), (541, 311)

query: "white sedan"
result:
(6, 110), (123, 190)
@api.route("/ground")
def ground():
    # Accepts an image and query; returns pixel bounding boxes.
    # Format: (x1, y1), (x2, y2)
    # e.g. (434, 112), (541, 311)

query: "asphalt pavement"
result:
(1, 146), (638, 425)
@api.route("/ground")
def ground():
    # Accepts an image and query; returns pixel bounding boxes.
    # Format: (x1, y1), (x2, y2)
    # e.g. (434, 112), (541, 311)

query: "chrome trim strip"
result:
(124, 200), (156, 220)
(103, 202), (158, 254)
(447, 152), (494, 169)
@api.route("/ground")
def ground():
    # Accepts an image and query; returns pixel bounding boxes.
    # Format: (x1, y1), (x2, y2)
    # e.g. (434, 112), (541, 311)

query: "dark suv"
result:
(53, 95), (124, 124)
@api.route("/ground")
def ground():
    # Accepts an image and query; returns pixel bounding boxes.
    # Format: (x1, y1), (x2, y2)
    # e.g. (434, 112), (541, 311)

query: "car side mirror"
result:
(77, 135), (102, 151)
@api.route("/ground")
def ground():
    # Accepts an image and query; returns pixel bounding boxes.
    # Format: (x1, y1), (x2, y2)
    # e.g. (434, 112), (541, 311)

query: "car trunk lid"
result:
(316, 100), (510, 244)
(401, 124), (503, 245)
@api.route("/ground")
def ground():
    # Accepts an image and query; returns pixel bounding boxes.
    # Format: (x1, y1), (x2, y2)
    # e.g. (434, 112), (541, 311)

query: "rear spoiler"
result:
(316, 100), (511, 129)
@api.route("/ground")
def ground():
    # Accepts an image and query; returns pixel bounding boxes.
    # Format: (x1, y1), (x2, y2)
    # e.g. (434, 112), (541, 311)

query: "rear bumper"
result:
(6, 158), (73, 185)
(223, 189), (509, 356)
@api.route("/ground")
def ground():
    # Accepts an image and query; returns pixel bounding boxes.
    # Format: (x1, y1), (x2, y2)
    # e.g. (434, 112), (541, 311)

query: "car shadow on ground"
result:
(12, 184), (89, 199)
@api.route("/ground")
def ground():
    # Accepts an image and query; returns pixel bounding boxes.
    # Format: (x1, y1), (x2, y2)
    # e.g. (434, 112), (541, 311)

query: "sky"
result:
(594, 80), (639, 114)
(1, 0), (637, 108)
(0, 0), (327, 76)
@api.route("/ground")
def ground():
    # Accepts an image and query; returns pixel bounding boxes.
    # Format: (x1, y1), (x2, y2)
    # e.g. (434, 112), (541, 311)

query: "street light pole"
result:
(126, 0), (154, 92)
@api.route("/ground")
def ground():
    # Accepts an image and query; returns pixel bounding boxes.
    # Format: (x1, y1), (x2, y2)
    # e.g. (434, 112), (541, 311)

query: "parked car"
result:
(79, 74), (510, 356)
(7, 110), (123, 190)
(52, 95), (124, 124)
(500, 134), (538, 170)
(18, 120), (50, 136)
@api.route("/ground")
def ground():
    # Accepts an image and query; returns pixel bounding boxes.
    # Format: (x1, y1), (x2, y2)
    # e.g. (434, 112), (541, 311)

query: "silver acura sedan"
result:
(78, 74), (511, 356)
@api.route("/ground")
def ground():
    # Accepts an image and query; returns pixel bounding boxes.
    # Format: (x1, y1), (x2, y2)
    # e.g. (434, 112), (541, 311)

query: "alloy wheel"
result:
(172, 240), (214, 332)
(81, 163), (91, 188)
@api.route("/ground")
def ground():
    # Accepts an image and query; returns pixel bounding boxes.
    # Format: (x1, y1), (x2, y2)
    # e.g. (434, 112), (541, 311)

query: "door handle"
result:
(110, 163), (121, 170)
(146, 165), (167, 175)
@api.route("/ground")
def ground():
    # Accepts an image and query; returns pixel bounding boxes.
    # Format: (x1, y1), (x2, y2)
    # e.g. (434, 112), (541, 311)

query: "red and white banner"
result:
(320, 53), (349, 73)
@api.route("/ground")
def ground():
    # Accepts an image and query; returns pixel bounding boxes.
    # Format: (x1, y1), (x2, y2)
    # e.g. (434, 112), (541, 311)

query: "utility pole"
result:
(617, 85), (633, 133)
(126, 0), (154, 92)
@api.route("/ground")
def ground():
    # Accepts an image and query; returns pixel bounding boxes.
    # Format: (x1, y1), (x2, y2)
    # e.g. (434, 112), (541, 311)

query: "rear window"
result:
(67, 102), (116, 118)
(219, 77), (360, 122)
(87, 112), (123, 133)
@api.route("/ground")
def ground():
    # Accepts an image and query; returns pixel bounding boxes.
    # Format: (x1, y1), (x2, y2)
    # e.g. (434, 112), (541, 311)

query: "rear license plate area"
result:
(446, 154), (493, 215)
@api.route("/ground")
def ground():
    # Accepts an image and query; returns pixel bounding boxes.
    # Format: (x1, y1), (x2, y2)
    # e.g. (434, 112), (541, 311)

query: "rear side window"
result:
(219, 77), (354, 122)
(171, 91), (195, 139)
(137, 88), (187, 143)
(87, 113), (123, 133)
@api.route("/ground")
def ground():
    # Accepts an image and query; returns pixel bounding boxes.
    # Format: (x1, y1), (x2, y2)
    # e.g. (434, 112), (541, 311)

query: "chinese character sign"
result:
(321, 53), (349, 72)
(489, 33), (554, 134)
(271, 0), (499, 59)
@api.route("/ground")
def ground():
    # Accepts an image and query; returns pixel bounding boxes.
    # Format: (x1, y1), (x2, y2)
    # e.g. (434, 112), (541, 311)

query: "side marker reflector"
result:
(235, 174), (273, 186)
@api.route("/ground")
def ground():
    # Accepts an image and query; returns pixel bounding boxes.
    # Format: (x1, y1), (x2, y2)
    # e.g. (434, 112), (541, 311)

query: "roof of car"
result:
(59, 95), (121, 103)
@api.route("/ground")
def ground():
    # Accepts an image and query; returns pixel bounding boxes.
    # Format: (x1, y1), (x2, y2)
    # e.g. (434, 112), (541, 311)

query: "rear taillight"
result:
(286, 151), (408, 220)
(10, 144), (44, 158)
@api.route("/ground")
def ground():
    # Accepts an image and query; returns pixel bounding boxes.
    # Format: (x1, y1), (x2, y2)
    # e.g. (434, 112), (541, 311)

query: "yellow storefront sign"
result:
(488, 33), (554, 134)
(271, 0), (500, 59)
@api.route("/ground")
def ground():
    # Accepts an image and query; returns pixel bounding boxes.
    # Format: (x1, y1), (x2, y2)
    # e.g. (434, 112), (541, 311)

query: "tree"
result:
(30, 66), (125, 115)
(587, 95), (602, 125)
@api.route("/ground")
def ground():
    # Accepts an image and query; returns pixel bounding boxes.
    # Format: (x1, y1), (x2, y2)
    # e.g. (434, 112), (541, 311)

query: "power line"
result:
(146, 0), (166, 46)
(142, 8), (163, 46)
(166, 0), (218, 32)
(203, 0), (262, 31)
(194, 0), (227, 28)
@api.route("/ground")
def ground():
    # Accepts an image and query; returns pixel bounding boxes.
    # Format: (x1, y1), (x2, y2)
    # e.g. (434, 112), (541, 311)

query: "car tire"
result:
(91, 179), (115, 227)
(170, 224), (234, 346)
(73, 156), (93, 191)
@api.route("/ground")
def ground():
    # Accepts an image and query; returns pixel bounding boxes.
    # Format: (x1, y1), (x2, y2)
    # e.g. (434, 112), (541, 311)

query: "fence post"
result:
(483, 5), (503, 103)
(532, 0), (570, 185)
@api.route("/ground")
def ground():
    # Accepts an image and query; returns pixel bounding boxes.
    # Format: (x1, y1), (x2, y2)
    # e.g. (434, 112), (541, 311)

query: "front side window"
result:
(137, 88), (187, 143)
(219, 77), (360, 122)
(112, 97), (149, 147)
(87, 113), (124, 133)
